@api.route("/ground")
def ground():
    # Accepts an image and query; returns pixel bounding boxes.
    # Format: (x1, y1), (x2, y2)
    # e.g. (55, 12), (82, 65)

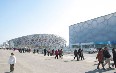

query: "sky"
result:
(0, 0), (116, 45)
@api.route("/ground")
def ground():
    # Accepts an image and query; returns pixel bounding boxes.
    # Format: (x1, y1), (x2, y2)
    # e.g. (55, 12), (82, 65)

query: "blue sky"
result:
(0, 0), (116, 45)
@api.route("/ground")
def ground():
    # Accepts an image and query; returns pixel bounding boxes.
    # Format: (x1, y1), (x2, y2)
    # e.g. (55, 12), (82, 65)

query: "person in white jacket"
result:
(8, 53), (16, 72)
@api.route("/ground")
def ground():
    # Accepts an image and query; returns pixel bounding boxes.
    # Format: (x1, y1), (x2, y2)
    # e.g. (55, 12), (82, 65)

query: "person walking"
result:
(103, 47), (112, 69)
(47, 49), (50, 56)
(33, 49), (36, 54)
(96, 48), (105, 70)
(74, 49), (77, 59)
(74, 49), (79, 61)
(55, 50), (59, 59)
(52, 49), (54, 56)
(44, 48), (47, 56)
(8, 53), (16, 72)
(112, 48), (116, 68)
(78, 48), (81, 60)
(59, 49), (63, 59)
(37, 49), (39, 54)
(80, 49), (84, 60)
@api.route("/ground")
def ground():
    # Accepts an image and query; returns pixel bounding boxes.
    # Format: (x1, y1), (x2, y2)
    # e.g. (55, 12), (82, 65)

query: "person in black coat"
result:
(80, 49), (84, 60)
(74, 49), (77, 59)
(78, 48), (81, 60)
(37, 49), (39, 54)
(44, 48), (47, 56)
(112, 48), (116, 68)
(74, 49), (79, 61)
(103, 47), (111, 68)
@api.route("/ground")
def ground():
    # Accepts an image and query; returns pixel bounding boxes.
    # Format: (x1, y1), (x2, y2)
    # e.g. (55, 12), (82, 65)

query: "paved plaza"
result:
(0, 49), (116, 73)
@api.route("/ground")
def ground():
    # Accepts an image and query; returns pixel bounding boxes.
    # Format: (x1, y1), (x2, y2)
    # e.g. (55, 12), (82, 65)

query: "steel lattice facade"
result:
(8, 34), (66, 49)
(69, 12), (116, 48)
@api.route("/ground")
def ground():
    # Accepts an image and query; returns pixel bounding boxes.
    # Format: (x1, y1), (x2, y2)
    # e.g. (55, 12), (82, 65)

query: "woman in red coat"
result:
(55, 50), (59, 59)
(96, 48), (105, 70)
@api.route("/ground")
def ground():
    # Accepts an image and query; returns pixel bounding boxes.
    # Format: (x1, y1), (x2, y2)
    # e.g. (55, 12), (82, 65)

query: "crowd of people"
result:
(96, 47), (116, 70)
(74, 48), (84, 61)
(43, 48), (63, 59)
(13, 48), (64, 60)
(18, 48), (31, 53)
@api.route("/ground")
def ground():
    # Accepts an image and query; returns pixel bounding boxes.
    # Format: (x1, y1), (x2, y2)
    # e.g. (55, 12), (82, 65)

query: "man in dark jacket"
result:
(80, 49), (84, 60)
(74, 49), (77, 59)
(112, 48), (116, 68)
(44, 48), (46, 56)
(103, 47), (111, 68)
(78, 48), (81, 60)
(74, 49), (79, 61)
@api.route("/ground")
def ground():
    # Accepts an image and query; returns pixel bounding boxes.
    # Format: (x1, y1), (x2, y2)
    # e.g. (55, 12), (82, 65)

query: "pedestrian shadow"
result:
(71, 60), (74, 61)
(4, 72), (10, 73)
(93, 64), (98, 66)
(71, 59), (84, 62)
(70, 55), (73, 56)
(94, 61), (97, 62)
(45, 59), (51, 60)
(85, 68), (115, 73)
(64, 60), (69, 62)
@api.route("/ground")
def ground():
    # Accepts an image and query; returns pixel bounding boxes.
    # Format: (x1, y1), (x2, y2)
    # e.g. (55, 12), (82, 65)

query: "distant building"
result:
(8, 34), (66, 49)
(69, 12), (116, 48)
(0, 41), (9, 48)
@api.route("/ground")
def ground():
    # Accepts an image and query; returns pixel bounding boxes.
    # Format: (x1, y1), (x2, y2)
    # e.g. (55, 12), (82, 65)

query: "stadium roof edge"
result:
(69, 12), (116, 27)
